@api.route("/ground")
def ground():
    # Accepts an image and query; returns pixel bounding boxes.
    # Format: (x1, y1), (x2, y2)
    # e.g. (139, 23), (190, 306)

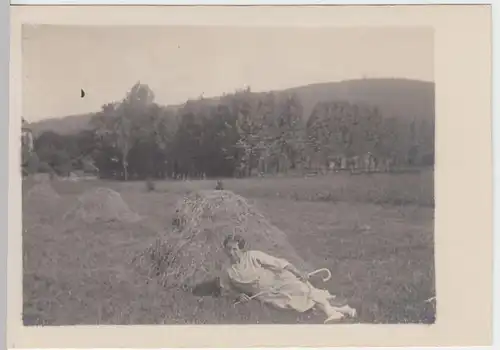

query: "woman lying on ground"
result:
(218, 234), (357, 323)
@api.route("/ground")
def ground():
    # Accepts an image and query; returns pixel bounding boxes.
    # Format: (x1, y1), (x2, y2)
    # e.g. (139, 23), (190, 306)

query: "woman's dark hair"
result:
(223, 234), (246, 250)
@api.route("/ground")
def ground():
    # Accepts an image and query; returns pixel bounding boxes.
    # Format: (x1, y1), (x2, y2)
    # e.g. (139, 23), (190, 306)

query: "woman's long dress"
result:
(222, 250), (334, 312)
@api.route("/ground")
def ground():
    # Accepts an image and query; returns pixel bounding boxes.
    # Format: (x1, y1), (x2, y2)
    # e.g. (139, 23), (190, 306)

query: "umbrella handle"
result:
(308, 268), (332, 282)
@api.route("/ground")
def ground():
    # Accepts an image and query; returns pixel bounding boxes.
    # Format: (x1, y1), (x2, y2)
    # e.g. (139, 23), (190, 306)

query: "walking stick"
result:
(308, 268), (332, 282)
(233, 267), (332, 306)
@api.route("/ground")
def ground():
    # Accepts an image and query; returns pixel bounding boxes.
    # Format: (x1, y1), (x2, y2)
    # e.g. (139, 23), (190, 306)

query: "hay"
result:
(23, 181), (62, 226)
(32, 173), (52, 183)
(133, 190), (311, 290)
(63, 187), (142, 224)
(26, 181), (61, 202)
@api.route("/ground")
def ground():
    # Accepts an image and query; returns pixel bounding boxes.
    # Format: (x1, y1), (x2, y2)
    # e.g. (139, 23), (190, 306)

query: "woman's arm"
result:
(251, 251), (308, 281)
(217, 275), (251, 303)
(283, 264), (309, 281)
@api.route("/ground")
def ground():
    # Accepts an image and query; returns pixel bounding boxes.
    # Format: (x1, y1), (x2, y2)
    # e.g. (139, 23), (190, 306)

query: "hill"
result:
(29, 113), (95, 137)
(29, 78), (434, 135)
(281, 78), (434, 122)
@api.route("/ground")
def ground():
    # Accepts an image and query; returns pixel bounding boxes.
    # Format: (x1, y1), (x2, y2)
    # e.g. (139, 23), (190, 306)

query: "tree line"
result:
(22, 82), (434, 180)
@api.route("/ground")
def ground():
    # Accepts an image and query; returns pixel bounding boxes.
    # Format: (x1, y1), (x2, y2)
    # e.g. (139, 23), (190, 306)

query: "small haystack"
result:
(133, 190), (310, 290)
(32, 173), (53, 183)
(23, 179), (62, 225)
(26, 181), (61, 203)
(63, 187), (141, 224)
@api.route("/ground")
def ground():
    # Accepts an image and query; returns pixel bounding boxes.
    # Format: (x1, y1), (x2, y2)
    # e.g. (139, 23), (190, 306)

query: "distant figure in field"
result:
(215, 180), (224, 190)
(218, 234), (357, 323)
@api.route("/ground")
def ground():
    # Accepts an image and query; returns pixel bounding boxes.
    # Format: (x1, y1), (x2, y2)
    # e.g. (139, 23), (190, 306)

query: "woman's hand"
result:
(297, 271), (309, 282)
(293, 270), (309, 282)
(237, 293), (251, 303)
(285, 265), (309, 282)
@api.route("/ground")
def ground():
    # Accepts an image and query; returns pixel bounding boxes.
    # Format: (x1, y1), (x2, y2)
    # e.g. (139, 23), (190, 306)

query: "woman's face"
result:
(225, 241), (242, 263)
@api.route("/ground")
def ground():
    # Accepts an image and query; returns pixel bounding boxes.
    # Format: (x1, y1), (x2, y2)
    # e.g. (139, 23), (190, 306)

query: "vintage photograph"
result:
(21, 25), (435, 326)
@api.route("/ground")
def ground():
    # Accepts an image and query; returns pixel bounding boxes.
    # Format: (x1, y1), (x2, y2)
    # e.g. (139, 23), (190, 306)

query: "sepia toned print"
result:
(9, 4), (492, 348)
(21, 24), (436, 326)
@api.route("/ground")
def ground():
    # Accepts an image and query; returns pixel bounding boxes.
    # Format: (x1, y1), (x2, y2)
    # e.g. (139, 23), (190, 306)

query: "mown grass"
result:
(113, 169), (434, 207)
(22, 170), (435, 325)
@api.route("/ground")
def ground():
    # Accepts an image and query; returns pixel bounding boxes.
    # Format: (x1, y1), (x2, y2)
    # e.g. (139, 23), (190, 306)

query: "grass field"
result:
(22, 169), (435, 325)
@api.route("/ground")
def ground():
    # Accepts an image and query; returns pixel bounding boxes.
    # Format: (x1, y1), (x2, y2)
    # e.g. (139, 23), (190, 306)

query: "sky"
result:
(22, 25), (433, 122)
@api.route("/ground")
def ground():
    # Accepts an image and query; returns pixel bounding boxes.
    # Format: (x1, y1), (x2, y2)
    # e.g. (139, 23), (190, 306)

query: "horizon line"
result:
(25, 76), (435, 123)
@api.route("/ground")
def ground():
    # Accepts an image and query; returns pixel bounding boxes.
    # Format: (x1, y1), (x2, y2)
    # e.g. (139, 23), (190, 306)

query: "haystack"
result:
(26, 181), (61, 203)
(23, 180), (62, 226)
(32, 173), (53, 183)
(63, 187), (141, 224)
(133, 190), (311, 290)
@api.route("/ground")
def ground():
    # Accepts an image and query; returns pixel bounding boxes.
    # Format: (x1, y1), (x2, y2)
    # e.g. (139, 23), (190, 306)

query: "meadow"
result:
(22, 169), (435, 325)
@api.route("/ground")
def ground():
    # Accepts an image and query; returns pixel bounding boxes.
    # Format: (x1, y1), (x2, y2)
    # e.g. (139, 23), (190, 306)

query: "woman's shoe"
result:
(323, 310), (344, 324)
(346, 307), (357, 318)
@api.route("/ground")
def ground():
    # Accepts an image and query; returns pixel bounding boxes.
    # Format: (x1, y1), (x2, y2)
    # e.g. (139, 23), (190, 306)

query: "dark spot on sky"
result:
(81, 89), (86, 98)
